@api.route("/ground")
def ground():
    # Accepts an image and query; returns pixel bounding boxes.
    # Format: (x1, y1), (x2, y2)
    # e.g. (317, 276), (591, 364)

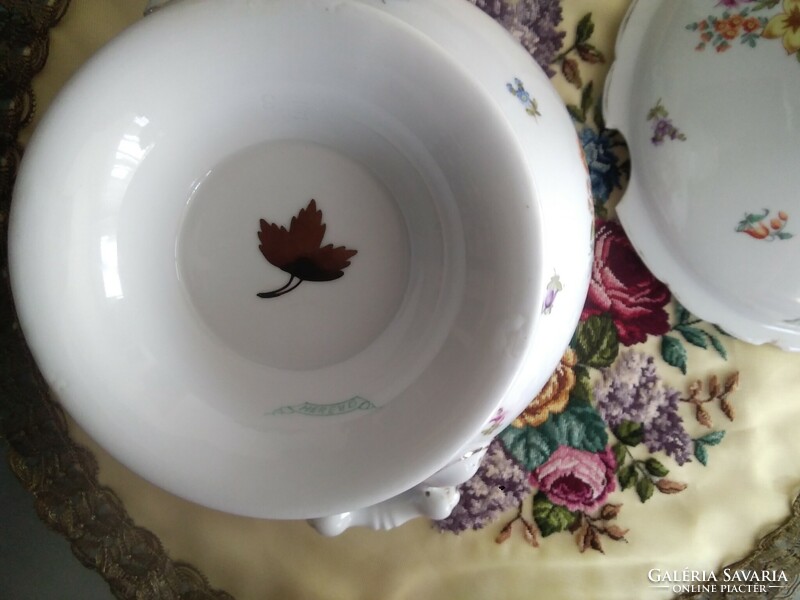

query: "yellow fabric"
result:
(27, 1), (800, 598)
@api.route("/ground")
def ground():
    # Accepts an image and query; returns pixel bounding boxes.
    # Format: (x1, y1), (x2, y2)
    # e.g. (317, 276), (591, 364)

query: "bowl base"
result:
(177, 138), (412, 372)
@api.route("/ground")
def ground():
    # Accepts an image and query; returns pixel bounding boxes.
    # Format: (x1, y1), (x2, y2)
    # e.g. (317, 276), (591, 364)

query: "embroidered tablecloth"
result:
(4, 1), (800, 599)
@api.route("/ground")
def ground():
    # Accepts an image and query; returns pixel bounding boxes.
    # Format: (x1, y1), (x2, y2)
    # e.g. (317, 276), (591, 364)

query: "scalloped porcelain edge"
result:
(604, 0), (800, 351)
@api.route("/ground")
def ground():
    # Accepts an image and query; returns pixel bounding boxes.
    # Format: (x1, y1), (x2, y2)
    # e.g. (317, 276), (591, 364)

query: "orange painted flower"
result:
(763, 0), (800, 54)
(512, 349), (577, 428)
(714, 18), (741, 40)
(742, 16), (761, 33)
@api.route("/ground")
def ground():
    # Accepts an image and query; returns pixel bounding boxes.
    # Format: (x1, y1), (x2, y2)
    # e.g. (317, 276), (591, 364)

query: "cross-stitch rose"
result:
(582, 220), (671, 345)
(529, 445), (616, 512)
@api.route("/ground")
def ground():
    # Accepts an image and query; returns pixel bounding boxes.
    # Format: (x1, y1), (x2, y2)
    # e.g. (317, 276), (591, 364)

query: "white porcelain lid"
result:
(605, 0), (800, 350)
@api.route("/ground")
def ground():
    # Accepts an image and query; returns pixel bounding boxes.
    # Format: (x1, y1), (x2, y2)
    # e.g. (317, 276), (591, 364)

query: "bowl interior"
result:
(10, 0), (544, 517)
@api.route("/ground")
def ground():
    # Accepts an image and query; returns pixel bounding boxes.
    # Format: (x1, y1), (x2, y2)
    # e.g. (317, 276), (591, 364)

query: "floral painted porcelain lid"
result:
(604, 0), (800, 350)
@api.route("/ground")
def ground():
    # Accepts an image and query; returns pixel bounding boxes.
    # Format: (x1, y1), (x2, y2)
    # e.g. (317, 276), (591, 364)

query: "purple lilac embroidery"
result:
(434, 440), (531, 533)
(471, 0), (565, 76)
(594, 351), (692, 465)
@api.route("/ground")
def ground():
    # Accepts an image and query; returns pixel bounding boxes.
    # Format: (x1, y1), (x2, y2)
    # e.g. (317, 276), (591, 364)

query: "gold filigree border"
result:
(677, 492), (800, 599)
(0, 1), (233, 598)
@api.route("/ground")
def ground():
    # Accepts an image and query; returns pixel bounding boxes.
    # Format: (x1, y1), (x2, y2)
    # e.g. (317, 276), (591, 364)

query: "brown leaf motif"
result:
(257, 200), (358, 298)
(655, 479), (688, 495)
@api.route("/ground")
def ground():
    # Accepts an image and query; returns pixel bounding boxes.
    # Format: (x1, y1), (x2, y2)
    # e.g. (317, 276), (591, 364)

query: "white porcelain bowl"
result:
(10, 0), (592, 530)
(605, 0), (800, 350)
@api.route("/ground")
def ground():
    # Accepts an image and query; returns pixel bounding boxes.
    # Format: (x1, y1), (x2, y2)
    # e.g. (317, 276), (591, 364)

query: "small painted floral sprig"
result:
(647, 99), (687, 145)
(686, 1), (800, 61)
(553, 13), (606, 89)
(687, 8), (769, 52)
(736, 209), (793, 241)
(507, 78), (541, 118)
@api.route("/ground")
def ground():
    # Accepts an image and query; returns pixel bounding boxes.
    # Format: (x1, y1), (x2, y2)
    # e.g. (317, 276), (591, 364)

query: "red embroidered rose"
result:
(530, 446), (616, 513)
(582, 220), (671, 345)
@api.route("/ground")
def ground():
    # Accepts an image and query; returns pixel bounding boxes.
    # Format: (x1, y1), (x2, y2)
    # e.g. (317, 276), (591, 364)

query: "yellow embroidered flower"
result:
(763, 0), (800, 54)
(512, 348), (577, 428)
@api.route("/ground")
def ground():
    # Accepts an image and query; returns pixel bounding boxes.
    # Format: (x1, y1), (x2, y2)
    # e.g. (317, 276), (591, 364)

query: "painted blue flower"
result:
(507, 79), (528, 102)
(578, 126), (623, 204)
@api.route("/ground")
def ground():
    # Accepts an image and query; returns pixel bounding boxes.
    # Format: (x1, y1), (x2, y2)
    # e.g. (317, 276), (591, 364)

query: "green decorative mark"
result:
(272, 396), (377, 417)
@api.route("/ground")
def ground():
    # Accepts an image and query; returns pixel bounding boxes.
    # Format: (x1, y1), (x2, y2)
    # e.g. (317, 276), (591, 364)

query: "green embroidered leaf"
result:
(694, 440), (709, 466)
(614, 420), (643, 447)
(708, 334), (728, 360)
(644, 458), (669, 478)
(567, 104), (586, 123)
(532, 493), (578, 537)
(778, 232), (794, 240)
(698, 431), (726, 446)
(636, 477), (655, 503)
(570, 365), (593, 405)
(675, 324), (708, 349)
(498, 425), (557, 471)
(572, 314), (619, 368)
(500, 405), (608, 470)
(661, 335), (688, 374)
(612, 443), (627, 471)
(686, 22), (699, 31)
(575, 13), (595, 45)
(580, 81), (594, 114)
(547, 405), (609, 453)
(674, 301), (691, 325)
(618, 464), (638, 490)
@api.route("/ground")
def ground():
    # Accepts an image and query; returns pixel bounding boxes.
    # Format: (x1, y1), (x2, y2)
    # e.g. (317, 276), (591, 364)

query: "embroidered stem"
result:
(679, 373), (739, 427)
(495, 503), (539, 547)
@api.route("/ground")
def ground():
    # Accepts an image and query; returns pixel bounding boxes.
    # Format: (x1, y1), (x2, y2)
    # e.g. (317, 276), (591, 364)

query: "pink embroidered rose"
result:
(582, 220), (671, 345)
(530, 446), (616, 513)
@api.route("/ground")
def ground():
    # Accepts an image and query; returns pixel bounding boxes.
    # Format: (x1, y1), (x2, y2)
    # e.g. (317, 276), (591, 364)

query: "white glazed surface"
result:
(10, 0), (592, 520)
(605, 0), (800, 350)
